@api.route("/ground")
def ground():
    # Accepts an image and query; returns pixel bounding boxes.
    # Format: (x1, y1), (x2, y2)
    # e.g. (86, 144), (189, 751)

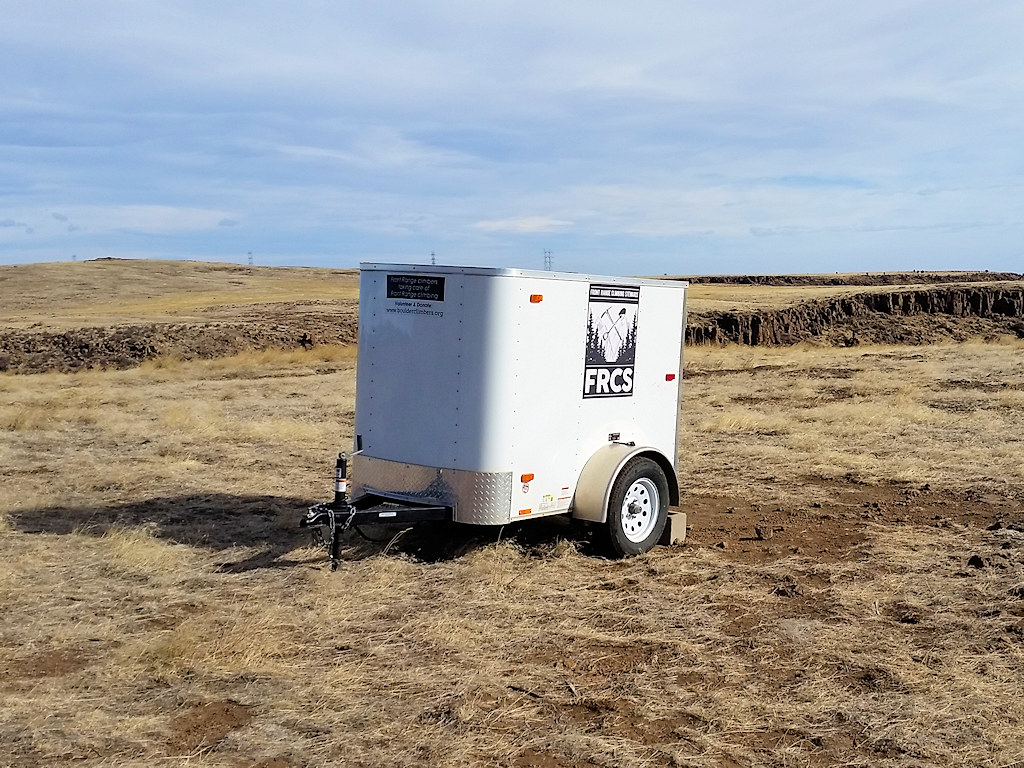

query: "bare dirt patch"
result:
(0, 648), (96, 681)
(683, 483), (1023, 563)
(170, 700), (253, 753)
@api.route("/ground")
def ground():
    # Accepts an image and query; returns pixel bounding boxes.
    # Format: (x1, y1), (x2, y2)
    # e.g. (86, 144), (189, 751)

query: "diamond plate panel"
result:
(449, 470), (515, 525)
(351, 455), (513, 525)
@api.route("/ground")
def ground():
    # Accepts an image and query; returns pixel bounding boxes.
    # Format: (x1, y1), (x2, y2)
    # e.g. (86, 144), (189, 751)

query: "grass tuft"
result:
(102, 525), (195, 577)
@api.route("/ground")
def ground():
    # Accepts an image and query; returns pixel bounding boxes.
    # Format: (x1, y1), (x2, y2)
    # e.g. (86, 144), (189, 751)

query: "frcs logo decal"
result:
(583, 284), (639, 399)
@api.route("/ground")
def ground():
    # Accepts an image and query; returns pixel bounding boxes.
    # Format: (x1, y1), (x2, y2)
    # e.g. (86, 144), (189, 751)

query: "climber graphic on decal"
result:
(583, 284), (639, 398)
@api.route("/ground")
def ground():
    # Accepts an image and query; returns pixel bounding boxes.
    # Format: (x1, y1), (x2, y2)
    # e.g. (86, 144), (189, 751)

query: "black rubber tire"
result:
(604, 457), (670, 557)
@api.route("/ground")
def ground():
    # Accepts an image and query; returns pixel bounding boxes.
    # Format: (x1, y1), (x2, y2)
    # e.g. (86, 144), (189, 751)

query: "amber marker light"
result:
(519, 508), (532, 515)
(521, 473), (534, 483)
(530, 294), (543, 303)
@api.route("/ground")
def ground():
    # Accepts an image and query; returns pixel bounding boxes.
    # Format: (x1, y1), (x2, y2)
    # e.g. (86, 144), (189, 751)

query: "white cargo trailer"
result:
(302, 263), (687, 563)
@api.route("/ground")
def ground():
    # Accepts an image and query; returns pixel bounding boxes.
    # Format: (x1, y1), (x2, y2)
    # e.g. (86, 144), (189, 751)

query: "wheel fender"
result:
(571, 444), (678, 523)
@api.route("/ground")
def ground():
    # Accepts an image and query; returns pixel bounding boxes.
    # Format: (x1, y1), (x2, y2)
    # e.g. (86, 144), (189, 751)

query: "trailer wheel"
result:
(605, 457), (669, 557)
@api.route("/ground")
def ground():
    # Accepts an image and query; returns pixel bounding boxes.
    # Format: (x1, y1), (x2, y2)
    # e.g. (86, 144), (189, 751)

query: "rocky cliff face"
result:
(681, 271), (1023, 286)
(0, 310), (359, 373)
(3, 283), (1023, 373)
(687, 286), (1024, 346)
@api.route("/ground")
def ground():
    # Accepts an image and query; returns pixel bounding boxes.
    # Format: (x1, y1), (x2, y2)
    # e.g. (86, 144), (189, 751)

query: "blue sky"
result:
(2, 1), (1023, 275)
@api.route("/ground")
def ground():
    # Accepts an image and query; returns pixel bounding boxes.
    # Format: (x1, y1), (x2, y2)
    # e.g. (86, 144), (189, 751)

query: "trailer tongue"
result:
(302, 263), (687, 565)
(300, 454), (451, 570)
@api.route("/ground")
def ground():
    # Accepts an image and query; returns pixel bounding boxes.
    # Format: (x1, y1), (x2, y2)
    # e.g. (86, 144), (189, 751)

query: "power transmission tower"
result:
(431, 251), (436, 266)
(543, 249), (553, 271)
(247, 251), (254, 266)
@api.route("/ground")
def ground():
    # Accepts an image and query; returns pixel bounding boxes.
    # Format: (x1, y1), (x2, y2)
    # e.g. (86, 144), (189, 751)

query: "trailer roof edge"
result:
(359, 262), (688, 287)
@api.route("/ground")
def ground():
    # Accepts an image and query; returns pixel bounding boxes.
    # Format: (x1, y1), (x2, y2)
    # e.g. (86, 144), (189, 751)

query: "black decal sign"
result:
(386, 274), (445, 302)
(583, 284), (639, 398)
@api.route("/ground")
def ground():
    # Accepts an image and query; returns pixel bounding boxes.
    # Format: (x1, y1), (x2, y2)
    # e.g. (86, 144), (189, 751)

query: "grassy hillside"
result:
(0, 259), (358, 329)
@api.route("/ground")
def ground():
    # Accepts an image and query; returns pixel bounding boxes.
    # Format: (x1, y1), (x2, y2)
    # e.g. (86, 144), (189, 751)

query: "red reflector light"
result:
(530, 294), (543, 303)
(666, 373), (676, 381)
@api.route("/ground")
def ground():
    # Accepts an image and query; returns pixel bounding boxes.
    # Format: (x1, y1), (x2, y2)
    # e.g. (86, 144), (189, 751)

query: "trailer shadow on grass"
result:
(9, 494), (314, 571)
(8, 494), (601, 571)
(338, 516), (601, 564)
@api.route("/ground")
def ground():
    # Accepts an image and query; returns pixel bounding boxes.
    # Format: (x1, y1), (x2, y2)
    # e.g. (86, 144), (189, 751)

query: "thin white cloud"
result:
(273, 128), (475, 171)
(0, 205), (232, 238)
(85, 205), (233, 234)
(474, 216), (573, 234)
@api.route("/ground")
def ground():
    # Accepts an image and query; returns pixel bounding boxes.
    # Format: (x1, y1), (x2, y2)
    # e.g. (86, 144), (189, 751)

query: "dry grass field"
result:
(1, 259), (1012, 326)
(0, 260), (358, 330)
(2, 261), (1024, 767)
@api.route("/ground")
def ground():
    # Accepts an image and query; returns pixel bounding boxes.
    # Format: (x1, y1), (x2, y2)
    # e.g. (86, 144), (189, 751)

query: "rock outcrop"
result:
(687, 286), (1024, 346)
(0, 317), (358, 374)
(680, 271), (1023, 287)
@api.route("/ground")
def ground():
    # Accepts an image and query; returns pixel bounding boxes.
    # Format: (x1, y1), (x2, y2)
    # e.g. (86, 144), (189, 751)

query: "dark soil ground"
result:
(682, 483), (1023, 565)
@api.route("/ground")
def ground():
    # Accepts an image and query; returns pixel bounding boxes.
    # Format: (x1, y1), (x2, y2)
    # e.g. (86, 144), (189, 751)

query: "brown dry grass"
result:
(1, 335), (1023, 766)
(0, 259), (359, 329)
(681, 338), (1024, 503)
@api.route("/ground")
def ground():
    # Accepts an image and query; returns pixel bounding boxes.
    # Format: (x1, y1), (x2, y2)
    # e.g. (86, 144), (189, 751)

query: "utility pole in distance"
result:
(544, 249), (553, 271)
